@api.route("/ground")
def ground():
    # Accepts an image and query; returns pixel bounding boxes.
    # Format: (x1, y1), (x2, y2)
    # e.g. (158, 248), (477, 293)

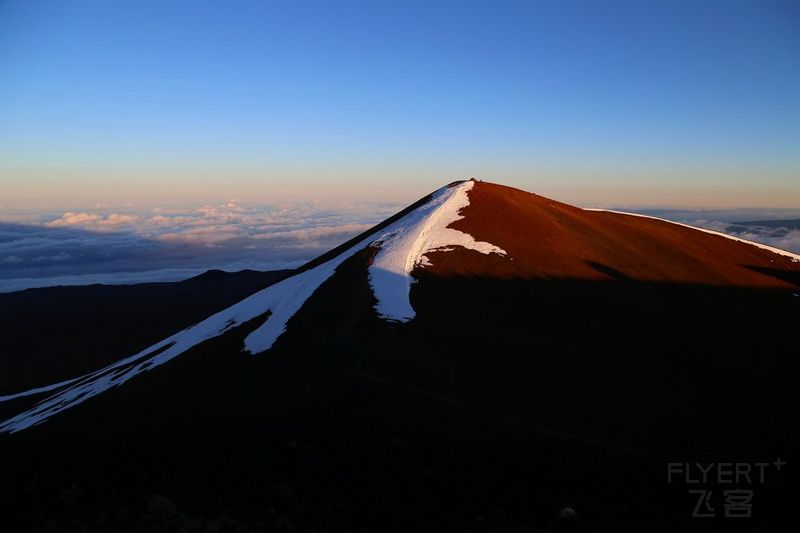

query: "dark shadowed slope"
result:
(0, 269), (290, 394)
(1, 180), (798, 531)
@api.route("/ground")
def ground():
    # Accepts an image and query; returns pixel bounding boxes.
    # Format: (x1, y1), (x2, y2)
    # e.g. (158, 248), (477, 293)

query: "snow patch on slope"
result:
(242, 239), (371, 353)
(585, 209), (800, 262)
(368, 180), (506, 321)
(0, 378), (80, 403)
(1, 180), (508, 433)
(245, 180), (506, 349)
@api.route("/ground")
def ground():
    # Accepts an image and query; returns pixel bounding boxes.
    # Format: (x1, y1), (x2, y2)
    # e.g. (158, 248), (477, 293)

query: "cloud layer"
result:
(688, 220), (800, 255)
(0, 201), (401, 292)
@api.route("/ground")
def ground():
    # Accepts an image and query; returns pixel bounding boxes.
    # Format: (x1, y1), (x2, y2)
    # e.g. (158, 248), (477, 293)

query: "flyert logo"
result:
(666, 458), (787, 518)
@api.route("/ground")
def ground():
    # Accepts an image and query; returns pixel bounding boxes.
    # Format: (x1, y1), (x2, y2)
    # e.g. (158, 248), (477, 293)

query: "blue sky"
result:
(1, 1), (800, 290)
(1, 0), (799, 208)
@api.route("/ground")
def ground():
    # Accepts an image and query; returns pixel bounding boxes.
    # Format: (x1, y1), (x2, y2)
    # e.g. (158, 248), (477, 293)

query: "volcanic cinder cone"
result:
(1, 180), (798, 531)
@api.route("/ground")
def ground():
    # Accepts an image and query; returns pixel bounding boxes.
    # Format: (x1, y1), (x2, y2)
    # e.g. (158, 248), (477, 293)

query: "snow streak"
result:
(368, 180), (506, 321)
(1, 180), (507, 433)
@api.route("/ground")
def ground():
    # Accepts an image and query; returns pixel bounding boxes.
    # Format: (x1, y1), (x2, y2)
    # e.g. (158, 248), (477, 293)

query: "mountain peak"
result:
(1, 179), (799, 433)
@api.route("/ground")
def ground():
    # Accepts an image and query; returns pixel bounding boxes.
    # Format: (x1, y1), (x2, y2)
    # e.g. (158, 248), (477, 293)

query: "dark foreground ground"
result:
(1, 263), (798, 532)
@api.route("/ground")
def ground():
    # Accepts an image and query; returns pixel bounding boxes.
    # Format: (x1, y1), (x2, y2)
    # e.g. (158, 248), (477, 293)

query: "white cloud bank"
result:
(685, 221), (800, 255)
(0, 201), (402, 292)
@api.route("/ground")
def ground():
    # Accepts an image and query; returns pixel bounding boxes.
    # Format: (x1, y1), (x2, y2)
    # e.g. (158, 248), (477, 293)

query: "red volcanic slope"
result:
(426, 180), (800, 288)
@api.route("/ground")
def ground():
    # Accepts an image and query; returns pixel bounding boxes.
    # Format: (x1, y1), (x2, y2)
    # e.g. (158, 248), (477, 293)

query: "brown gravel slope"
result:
(430, 180), (799, 287)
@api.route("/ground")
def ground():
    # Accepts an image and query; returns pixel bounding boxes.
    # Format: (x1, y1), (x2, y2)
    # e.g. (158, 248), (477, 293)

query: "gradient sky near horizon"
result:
(1, 0), (799, 209)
